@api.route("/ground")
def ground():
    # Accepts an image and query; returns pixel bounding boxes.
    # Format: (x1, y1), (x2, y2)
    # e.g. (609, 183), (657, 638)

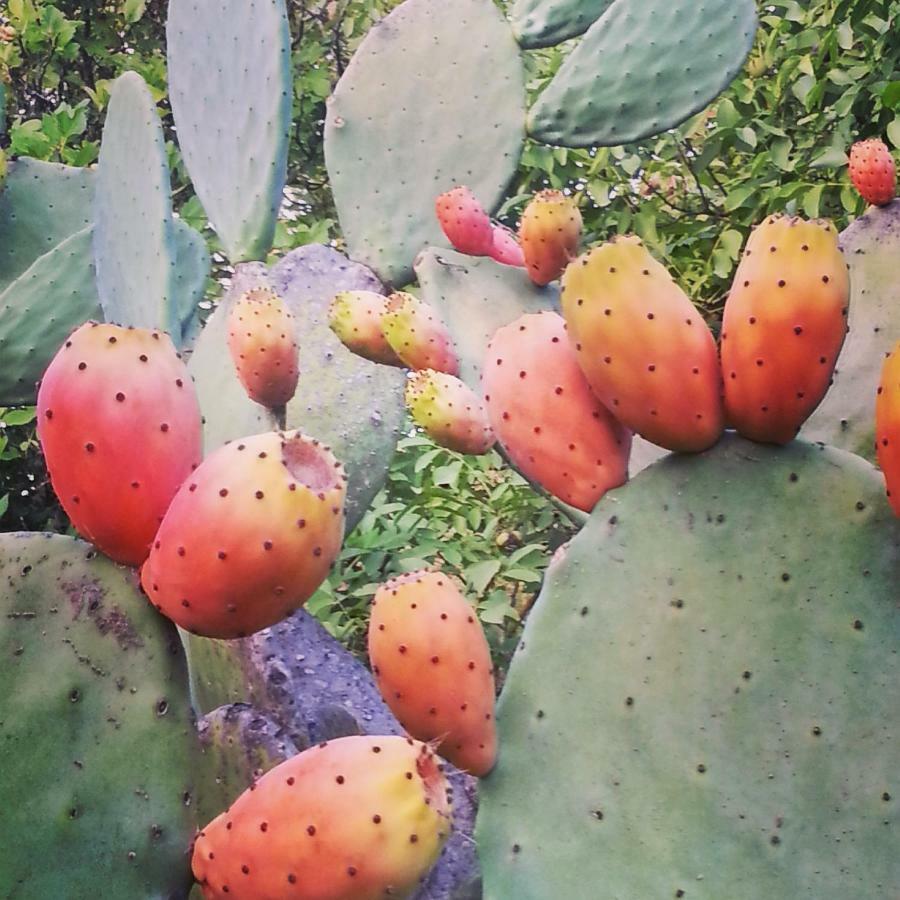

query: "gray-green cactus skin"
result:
(477, 434), (900, 898)
(802, 200), (900, 460)
(528, 0), (758, 147)
(0, 533), (198, 898)
(325, 0), (526, 285)
(167, 0), (292, 263)
(510, 0), (615, 49)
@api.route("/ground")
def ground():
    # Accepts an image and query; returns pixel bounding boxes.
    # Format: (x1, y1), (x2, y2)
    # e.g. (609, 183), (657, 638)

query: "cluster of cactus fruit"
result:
(2, 0), (900, 897)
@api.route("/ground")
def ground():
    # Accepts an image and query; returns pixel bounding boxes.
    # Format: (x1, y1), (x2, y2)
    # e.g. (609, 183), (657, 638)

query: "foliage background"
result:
(1, 0), (898, 661)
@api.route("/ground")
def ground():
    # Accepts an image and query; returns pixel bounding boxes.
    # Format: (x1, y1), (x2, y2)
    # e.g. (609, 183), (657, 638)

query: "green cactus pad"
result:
(0, 533), (197, 897)
(528, 0), (757, 147)
(94, 72), (180, 336)
(478, 434), (900, 898)
(167, 0), (291, 263)
(510, 0), (615, 49)
(189, 245), (405, 530)
(415, 248), (557, 391)
(0, 227), (98, 405)
(802, 200), (900, 460)
(172, 218), (212, 347)
(325, 0), (526, 285)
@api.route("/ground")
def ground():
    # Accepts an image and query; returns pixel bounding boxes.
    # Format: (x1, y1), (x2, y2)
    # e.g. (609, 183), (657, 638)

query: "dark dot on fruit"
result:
(116, 392), (125, 402)
(347, 866), (357, 877)
(307, 825), (316, 836)
(256, 491), (264, 499)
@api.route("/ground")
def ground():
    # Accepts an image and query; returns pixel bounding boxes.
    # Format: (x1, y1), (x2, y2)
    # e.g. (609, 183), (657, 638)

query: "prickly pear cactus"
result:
(0, 533), (198, 898)
(325, 0), (526, 284)
(478, 435), (900, 898)
(509, 0), (614, 49)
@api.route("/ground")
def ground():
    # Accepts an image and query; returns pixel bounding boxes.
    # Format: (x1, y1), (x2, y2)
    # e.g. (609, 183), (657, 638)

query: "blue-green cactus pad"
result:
(172, 218), (212, 348)
(478, 435), (900, 898)
(528, 0), (758, 147)
(509, 0), (615, 49)
(325, 0), (526, 285)
(0, 533), (197, 898)
(415, 247), (557, 391)
(94, 72), (180, 335)
(167, 0), (291, 263)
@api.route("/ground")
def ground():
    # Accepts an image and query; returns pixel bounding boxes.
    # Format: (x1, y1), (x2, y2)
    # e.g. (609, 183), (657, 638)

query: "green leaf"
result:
(465, 559), (502, 595)
(883, 82), (900, 111)
(3, 408), (36, 427)
(802, 184), (825, 218)
(716, 98), (741, 129)
(123, 0), (146, 23)
(0, 494), (7, 520)
(887, 117), (900, 150)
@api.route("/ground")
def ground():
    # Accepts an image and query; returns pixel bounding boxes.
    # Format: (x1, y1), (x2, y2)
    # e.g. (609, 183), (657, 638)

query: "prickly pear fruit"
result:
(482, 311), (631, 511)
(519, 190), (582, 286)
(328, 290), (403, 366)
(488, 224), (525, 267)
(140, 431), (346, 639)
(193, 735), (452, 900)
(382, 292), (459, 375)
(561, 236), (724, 453)
(227, 286), (300, 408)
(36, 322), (202, 566)
(849, 138), (896, 207)
(405, 370), (494, 455)
(369, 571), (497, 776)
(875, 342), (900, 515)
(435, 186), (494, 256)
(721, 215), (850, 445)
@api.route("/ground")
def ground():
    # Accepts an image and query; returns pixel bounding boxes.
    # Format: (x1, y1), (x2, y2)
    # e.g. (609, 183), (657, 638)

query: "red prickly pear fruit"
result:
(328, 290), (403, 366)
(382, 292), (459, 375)
(561, 236), (724, 453)
(192, 735), (452, 900)
(405, 370), (494, 455)
(488, 224), (525, 267)
(368, 571), (497, 776)
(435, 186), (494, 256)
(227, 286), (300, 408)
(876, 342), (900, 516)
(721, 215), (850, 445)
(482, 311), (631, 511)
(140, 431), (346, 638)
(519, 190), (583, 286)
(36, 322), (202, 566)
(849, 138), (896, 207)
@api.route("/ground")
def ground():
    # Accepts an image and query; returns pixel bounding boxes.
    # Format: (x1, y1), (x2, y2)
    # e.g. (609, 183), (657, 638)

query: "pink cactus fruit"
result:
(328, 290), (403, 366)
(36, 322), (202, 566)
(435, 185), (494, 256)
(488, 224), (525, 267)
(227, 286), (300, 407)
(519, 190), (583, 286)
(482, 311), (632, 512)
(849, 138), (896, 207)
(369, 570), (497, 777)
(140, 430), (346, 639)
(193, 735), (452, 900)
(405, 370), (495, 455)
(382, 292), (459, 375)
(560, 235), (724, 453)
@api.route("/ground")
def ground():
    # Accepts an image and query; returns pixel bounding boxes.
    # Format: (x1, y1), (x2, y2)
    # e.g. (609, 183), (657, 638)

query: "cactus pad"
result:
(510, 0), (614, 50)
(0, 532), (197, 897)
(528, 0), (758, 147)
(167, 0), (291, 262)
(477, 435), (900, 897)
(325, 0), (526, 285)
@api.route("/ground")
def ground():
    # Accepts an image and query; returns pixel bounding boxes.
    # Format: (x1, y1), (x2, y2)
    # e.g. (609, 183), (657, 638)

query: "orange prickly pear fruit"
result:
(561, 236), (723, 452)
(227, 286), (300, 407)
(435, 185), (495, 256)
(875, 342), (900, 515)
(488, 223), (525, 267)
(405, 370), (495, 455)
(328, 290), (403, 366)
(368, 570), (497, 777)
(192, 735), (452, 900)
(36, 322), (202, 566)
(382, 292), (459, 375)
(140, 430), (346, 638)
(483, 311), (631, 511)
(849, 138), (896, 207)
(519, 190), (582, 286)
(721, 215), (850, 444)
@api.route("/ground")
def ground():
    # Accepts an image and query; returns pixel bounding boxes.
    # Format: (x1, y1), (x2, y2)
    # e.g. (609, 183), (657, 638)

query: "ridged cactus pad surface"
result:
(0, 533), (197, 898)
(478, 435), (900, 898)
(510, 0), (614, 49)
(528, 0), (758, 147)
(325, 0), (526, 285)
(167, 0), (291, 262)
